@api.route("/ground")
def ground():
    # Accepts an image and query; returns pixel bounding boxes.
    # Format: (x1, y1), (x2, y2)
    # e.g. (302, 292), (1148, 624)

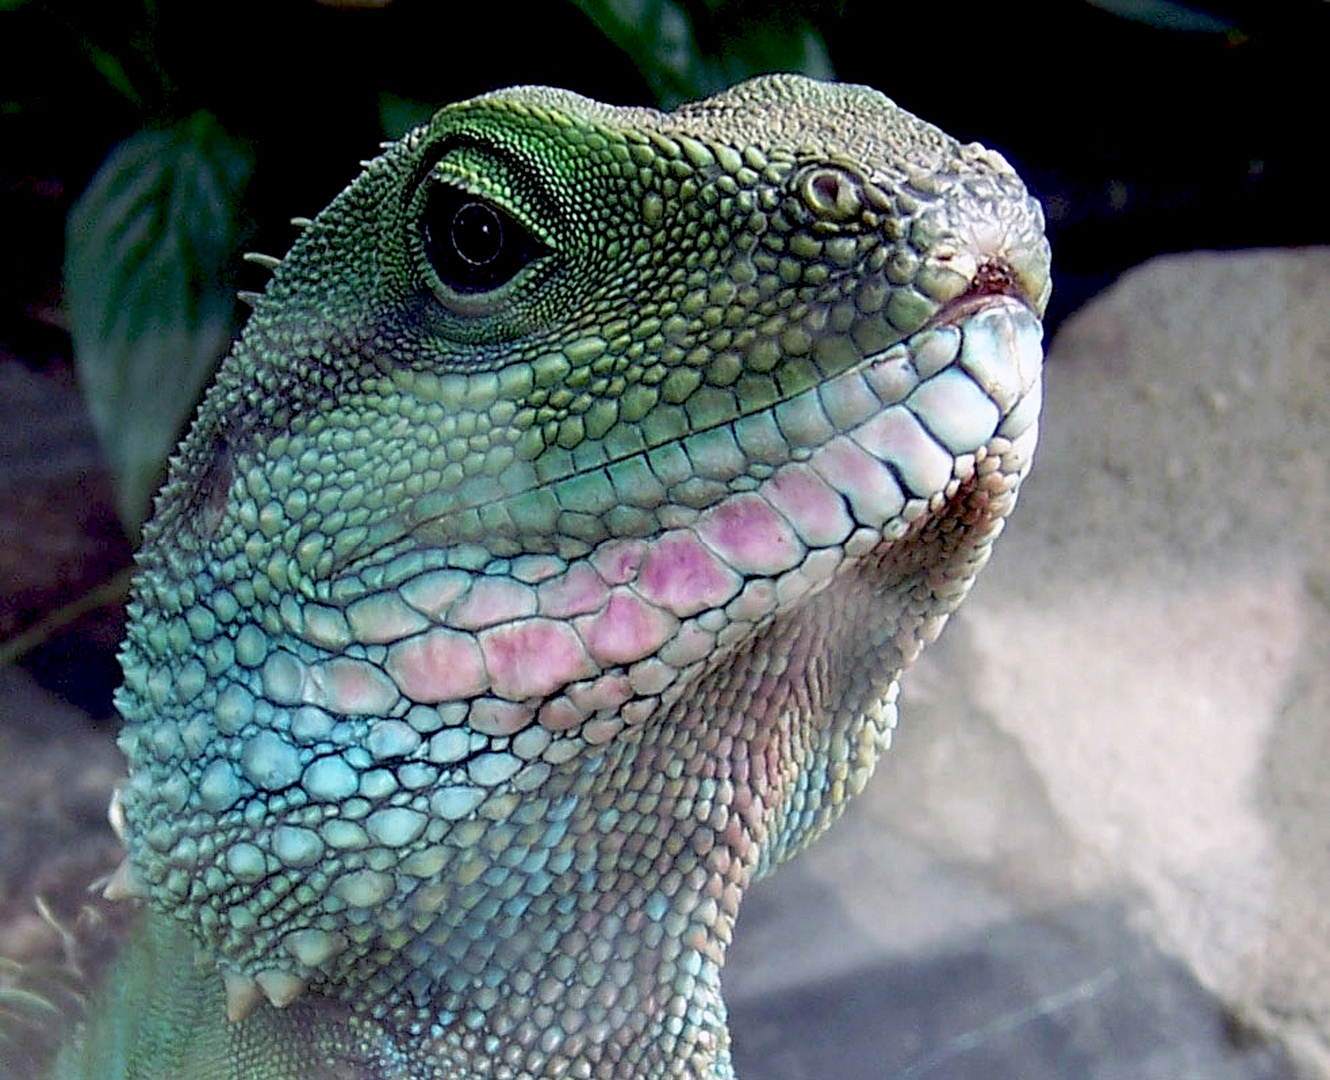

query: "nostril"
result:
(964, 252), (1052, 316)
(970, 260), (1019, 298)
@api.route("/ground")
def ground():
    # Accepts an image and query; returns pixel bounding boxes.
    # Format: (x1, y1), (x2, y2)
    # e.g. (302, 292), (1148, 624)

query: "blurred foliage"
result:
(64, 113), (254, 534)
(573, 0), (832, 106)
(1082, 0), (1237, 32)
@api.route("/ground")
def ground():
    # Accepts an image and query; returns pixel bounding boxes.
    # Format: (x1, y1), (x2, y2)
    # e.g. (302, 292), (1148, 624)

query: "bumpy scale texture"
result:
(55, 75), (1051, 1079)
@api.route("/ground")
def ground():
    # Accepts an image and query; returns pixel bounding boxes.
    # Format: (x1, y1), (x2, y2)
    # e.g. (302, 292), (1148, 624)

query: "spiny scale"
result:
(222, 969), (264, 1023)
(255, 970), (307, 1009)
(100, 859), (148, 901)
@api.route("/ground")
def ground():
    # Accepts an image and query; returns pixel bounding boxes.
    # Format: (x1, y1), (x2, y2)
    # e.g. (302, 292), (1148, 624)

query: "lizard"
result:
(49, 73), (1051, 1079)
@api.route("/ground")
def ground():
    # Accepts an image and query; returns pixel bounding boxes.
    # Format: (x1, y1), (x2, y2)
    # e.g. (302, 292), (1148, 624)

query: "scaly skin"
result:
(54, 75), (1050, 1078)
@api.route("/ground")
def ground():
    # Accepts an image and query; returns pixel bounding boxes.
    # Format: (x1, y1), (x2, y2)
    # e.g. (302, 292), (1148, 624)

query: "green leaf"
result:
(379, 90), (438, 141)
(570, 0), (833, 107)
(65, 111), (254, 537)
(1083, 0), (1237, 32)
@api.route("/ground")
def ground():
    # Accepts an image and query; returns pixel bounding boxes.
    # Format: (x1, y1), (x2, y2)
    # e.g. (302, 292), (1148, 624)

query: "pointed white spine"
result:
(256, 969), (307, 1009)
(102, 858), (148, 901)
(222, 969), (263, 1022)
(107, 786), (128, 844)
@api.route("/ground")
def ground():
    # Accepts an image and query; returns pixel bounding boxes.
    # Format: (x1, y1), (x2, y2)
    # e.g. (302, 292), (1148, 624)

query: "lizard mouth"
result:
(932, 287), (1037, 330)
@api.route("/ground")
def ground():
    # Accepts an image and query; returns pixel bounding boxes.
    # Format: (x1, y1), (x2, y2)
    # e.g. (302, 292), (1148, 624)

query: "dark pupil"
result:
(423, 184), (548, 295)
(451, 202), (503, 266)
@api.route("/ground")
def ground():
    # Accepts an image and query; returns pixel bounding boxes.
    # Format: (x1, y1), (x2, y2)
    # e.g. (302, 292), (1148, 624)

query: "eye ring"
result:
(422, 184), (549, 295)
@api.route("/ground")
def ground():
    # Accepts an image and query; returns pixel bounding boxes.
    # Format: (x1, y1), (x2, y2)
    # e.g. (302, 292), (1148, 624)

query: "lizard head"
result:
(111, 75), (1049, 1073)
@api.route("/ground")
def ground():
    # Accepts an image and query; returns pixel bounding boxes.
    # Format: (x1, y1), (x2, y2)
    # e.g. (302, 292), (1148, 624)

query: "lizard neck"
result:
(293, 522), (960, 1076)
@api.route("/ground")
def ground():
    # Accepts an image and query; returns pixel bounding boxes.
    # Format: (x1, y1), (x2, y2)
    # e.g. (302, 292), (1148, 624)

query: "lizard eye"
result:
(422, 185), (549, 294)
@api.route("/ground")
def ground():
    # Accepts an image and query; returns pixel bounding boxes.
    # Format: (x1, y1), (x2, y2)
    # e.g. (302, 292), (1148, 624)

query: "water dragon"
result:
(50, 74), (1051, 1078)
